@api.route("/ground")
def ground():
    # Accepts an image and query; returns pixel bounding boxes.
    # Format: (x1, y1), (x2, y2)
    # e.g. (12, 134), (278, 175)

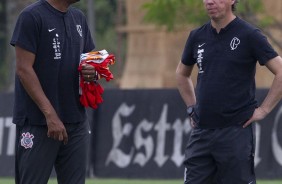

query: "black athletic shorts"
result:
(183, 124), (256, 184)
(15, 121), (90, 184)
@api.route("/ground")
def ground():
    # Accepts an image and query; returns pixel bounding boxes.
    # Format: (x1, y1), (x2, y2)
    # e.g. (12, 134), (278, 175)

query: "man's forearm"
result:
(176, 74), (196, 106)
(260, 73), (282, 114)
(17, 67), (56, 117)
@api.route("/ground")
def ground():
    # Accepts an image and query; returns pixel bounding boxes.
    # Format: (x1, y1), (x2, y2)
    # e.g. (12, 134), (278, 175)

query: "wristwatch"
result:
(187, 105), (194, 117)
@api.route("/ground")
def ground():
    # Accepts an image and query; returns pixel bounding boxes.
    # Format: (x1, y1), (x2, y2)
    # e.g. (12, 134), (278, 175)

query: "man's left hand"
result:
(243, 107), (268, 128)
(81, 63), (96, 82)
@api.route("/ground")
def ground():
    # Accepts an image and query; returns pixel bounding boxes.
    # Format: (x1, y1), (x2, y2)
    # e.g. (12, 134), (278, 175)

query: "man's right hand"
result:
(15, 46), (69, 145)
(46, 112), (68, 145)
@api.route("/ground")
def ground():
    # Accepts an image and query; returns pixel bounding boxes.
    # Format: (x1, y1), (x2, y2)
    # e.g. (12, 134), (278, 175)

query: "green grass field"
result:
(0, 178), (282, 184)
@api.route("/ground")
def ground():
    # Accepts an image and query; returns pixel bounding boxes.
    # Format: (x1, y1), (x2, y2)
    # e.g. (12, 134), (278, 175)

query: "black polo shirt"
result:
(10, 0), (95, 125)
(181, 17), (278, 128)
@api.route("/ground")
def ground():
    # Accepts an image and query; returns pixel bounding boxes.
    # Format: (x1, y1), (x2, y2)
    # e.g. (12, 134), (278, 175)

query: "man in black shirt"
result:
(176, 0), (282, 183)
(10, 0), (95, 183)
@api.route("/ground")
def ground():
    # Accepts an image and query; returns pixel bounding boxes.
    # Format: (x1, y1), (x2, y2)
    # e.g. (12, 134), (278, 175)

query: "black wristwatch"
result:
(187, 105), (194, 117)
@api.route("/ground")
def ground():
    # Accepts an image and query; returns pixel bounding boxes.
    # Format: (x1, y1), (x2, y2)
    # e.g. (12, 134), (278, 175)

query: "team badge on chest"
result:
(76, 25), (83, 37)
(230, 37), (240, 50)
(21, 132), (34, 149)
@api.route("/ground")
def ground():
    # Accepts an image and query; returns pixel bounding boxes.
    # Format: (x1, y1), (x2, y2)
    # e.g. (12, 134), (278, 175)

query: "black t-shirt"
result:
(10, 0), (95, 125)
(181, 17), (278, 128)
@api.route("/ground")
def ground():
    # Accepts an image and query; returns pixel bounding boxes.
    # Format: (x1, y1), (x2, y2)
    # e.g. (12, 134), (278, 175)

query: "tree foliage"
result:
(143, 0), (269, 30)
(143, 0), (206, 30)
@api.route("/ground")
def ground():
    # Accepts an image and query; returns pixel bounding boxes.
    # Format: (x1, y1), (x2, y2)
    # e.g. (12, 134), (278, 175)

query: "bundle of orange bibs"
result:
(78, 50), (115, 109)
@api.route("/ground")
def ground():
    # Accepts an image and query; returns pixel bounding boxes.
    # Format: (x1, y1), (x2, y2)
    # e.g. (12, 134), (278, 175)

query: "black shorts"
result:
(183, 124), (256, 184)
(15, 121), (90, 184)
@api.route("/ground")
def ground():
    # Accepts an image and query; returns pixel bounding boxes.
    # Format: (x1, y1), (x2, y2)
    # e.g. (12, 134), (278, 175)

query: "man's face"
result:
(203, 0), (234, 20)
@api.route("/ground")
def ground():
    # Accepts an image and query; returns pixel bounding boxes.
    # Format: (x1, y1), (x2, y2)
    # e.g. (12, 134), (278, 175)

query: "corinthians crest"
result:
(76, 25), (83, 37)
(230, 37), (240, 50)
(21, 132), (34, 149)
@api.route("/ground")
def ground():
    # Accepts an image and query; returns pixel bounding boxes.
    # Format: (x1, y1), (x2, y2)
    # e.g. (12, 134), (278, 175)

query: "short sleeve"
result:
(10, 11), (40, 54)
(249, 29), (278, 65)
(181, 30), (196, 66)
(83, 16), (95, 52)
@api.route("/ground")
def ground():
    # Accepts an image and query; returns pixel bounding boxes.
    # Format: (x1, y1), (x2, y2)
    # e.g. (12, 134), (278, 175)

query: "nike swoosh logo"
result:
(198, 43), (205, 48)
(248, 181), (254, 184)
(48, 28), (56, 32)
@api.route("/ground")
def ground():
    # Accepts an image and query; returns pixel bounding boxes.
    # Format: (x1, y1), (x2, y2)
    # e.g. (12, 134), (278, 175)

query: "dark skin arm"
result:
(15, 46), (68, 144)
